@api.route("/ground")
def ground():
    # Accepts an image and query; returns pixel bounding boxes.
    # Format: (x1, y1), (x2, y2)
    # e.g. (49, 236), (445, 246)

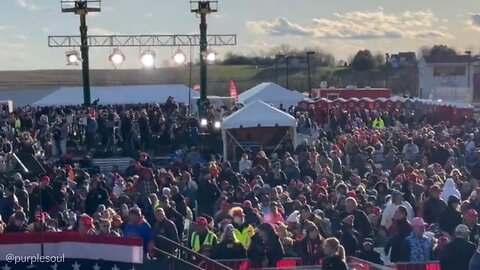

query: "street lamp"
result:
(61, 0), (101, 106)
(190, 0), (218, 116)
(306, 51), (315, 92)
(275, 54), (284, 84)
(205, 50), (216, 63)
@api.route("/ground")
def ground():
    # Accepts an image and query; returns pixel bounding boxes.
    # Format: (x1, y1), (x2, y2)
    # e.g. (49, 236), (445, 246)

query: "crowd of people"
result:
(1, 99), (480, 270)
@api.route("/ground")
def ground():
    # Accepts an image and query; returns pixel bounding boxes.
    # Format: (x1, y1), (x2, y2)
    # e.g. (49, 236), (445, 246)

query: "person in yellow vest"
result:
(372, 115), (385, 129)
(189, 217), (217, 257)
(14, 118), (21, 131)
(231, 207), (255, 250)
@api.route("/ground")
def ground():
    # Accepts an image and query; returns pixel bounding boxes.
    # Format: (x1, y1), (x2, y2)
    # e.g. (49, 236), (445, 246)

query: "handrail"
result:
(152, 247), (203, 270)
(349, 256), (393, 270)
(156, 235), (233, 270)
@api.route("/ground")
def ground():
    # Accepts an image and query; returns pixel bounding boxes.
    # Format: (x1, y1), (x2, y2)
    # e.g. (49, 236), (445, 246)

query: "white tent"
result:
(32, 84), (199, 106)
(238, 82), (306, 107)
(221, 100), (298, 159)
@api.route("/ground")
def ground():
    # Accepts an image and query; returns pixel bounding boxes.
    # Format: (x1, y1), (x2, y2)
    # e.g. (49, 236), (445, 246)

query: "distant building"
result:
(389, 52), (417, 68)
(418, 54), (474, 103)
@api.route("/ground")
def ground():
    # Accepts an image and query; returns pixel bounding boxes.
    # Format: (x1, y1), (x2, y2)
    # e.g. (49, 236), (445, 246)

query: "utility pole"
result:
(306, 51), (315, 91)
(385, 53), (390, 90)
(61, 0), (101, 107)
(275, 54), (284, 84)
(286, 56), (292, 89)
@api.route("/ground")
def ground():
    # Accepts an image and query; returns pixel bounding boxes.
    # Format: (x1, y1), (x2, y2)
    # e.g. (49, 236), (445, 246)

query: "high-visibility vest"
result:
(190, 231), (216, 252)
(233, 224), (255, 249)
(372, 118), (384, 129)
(14, 119), (21, 130)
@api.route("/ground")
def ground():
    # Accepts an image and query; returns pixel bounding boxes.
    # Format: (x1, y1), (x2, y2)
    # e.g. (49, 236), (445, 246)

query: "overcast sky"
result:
(0, 0), (479, 70)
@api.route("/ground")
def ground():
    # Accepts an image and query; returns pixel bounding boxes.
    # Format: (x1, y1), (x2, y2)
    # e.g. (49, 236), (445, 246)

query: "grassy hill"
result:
(0, 65), (410, 96)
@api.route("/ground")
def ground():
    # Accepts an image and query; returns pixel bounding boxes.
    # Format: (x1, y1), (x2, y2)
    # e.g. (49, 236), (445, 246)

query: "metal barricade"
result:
(393, 261), (440, 270)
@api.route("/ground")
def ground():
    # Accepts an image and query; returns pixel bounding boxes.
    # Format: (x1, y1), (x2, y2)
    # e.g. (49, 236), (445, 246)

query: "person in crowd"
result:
(399, 217), (433, 262)
(158, 194), (184, 240)
(299, 204), (327, 238)
(385, 206), (412, 263)
(322, 237), (348, 270)
(5, 211), (29, 232)
(189, 217), (218, 258)
(470, 241), (480, 270)
(381, 190), (414, 230)
(248, 223), (284, 268)
(263, 201), (284, 226)
(151, 207), (179, 258)
(97, 218), (120, 237)
(402, 138), (419, 163)
(295, 223), (324, 265)
(357, 238), (383, 265)
(439, 195), (463, 237)
(123, 207), (152, 256)
(432, 236), (449, 260)
(440, 224), (477, 270)
(213, 224), (247, 260)
(464, 209), (480, 245)
(422, 185), (447, 224)
(231, 207), (255, 250)
(338, 197), (373, 239)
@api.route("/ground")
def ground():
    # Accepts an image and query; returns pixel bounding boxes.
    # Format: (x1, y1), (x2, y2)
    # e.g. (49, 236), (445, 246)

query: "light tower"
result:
(61, 0), (101, 106)
(190, 0), (218, 115)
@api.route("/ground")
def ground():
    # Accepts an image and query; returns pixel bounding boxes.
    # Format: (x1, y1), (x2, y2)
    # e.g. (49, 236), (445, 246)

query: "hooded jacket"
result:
(441, 179), (461, 202)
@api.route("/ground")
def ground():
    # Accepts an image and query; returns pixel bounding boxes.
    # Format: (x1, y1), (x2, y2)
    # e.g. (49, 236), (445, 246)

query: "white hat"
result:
(287, 211), (300, 223)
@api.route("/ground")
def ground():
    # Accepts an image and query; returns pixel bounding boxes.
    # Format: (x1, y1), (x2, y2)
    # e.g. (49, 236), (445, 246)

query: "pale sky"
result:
(0, 0), (479, 70)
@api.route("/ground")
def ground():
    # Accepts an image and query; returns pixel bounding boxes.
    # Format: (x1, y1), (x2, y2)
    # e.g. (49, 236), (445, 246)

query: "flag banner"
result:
(0, 232), (143, 270)
(229, 80), (238, 101)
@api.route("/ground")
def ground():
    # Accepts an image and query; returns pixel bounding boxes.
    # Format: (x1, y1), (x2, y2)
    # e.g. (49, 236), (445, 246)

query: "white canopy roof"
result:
(222, 100), (297, 129)
(32, 84), (199, 106)
(238, 82), (305, 107)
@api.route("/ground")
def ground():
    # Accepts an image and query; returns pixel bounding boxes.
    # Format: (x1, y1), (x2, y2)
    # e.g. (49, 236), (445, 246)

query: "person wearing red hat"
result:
(230, 207), (255, 250)
(464, 209), (480, 245)
(189, 217), (218, 258)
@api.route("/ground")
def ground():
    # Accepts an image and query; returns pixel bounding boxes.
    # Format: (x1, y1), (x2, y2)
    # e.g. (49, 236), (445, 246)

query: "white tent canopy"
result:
(32, 84), (199, 106)
(238, 82), (306, 107)
(222, 100), (297, 129)
(222, 100), (298, 159)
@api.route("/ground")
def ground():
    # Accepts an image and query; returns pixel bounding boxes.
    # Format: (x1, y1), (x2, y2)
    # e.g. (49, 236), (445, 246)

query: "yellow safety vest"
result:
(233, 224), (255, 249)
(372, 118), (384, 129)
(190, 231), (217, 252)
(14, 119), (21, 130)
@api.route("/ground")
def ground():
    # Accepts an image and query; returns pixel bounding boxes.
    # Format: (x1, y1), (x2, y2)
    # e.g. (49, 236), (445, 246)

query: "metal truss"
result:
(48, 34), (237, 48)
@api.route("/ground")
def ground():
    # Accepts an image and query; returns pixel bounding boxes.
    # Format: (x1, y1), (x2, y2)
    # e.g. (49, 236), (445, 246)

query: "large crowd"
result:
(1, 98), (480, 270)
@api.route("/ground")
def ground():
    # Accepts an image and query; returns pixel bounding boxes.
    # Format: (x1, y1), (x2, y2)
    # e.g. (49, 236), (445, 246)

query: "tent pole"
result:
(222, 128), (228, 161)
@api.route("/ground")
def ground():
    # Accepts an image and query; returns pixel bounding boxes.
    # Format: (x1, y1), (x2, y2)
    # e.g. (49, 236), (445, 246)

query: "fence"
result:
(203, 257), (440, 270)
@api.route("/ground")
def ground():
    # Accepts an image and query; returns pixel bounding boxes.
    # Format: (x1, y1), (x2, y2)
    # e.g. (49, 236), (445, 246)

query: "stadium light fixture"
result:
(109, 48), (125, 66)
(173, 49), (187, 65)
(66, 50), (81, 65)
(205, 50), (216, 63)
(140, 50), (156, 68)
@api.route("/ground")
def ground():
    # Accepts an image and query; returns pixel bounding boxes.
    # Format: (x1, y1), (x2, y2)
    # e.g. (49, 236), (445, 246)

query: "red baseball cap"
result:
(196, 217), (208, 227)
(346, 191), (357, 198)
(466, 209), (479, 219)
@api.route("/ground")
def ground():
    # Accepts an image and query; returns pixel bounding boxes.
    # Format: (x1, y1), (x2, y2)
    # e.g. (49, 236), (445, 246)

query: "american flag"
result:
(0, 232), (144, 270)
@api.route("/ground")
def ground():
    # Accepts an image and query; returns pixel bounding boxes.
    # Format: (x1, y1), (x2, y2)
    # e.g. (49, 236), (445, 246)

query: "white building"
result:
(418, 55), (474, 103)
